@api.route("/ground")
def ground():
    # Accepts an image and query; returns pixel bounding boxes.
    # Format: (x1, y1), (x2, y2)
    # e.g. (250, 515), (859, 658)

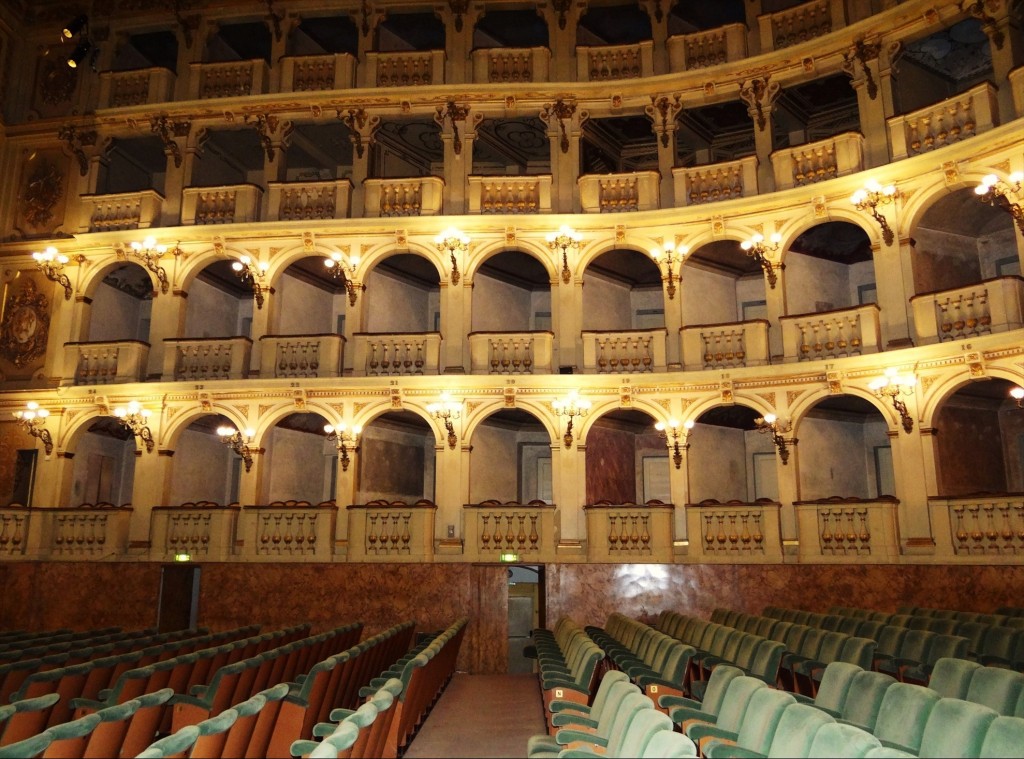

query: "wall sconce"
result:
(975, 173), (1024, 236)
(1011, 386), (1024, 408)
(33, 246), (73, 300)
(869, 367), (917, 433)
(231, 255), (270, 310)
(217, 425), (256, 472)
(13, 402), (54, 456)
(547, 225), (582, 284)
(553, 390), (591, 447)
(323, 251), (361, 306)
(650, 242), (688, 300)
(324, 422), (361, 472)
(851, 179), (899, 246)
(754, 413), (792, 465)
(113, 401), (155, 453)
(740, 232), (783, 289)
(655, 418), (693, 470)
(435, 227), (469, 286)
(115, 236), (171, 294)
(428, 393), (462, 449)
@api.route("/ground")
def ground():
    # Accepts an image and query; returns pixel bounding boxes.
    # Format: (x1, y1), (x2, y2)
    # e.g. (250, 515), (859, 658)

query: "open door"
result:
(508, 565), (543, 673)
(157, 565), (201, 633)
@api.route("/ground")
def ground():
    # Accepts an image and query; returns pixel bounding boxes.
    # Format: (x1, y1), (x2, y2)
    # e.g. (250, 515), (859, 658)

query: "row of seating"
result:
(0, 628), (124, 660)
(584, 613), (695, 705)
(531, 618), (605, 732)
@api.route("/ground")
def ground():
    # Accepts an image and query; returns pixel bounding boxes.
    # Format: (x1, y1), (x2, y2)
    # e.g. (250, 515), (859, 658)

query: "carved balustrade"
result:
(794, 496), (900, 562)
(579, 171), (660, 213)
(930, 493), (1024, 560)
(584, 501), (674, 562)
(188, 60), (269, 98)
(577, 41), (653, 81)
(363, 178), (445, 217)
(468, 176), (552, 214)
(471, 47), (550, 83)
(686, 499), (783, 562)
(238, 501), (337, 562)
(181, 185), (263, 225)
(681, 320), (771, 371)
(364, 50), (445, 87)
(162, 336), (253, 381)
(910, 276), (1024, 345)
(1011, 67), (1024, 120)
(266, 180), (353, 221)
(37, 504), (132, 559)
(673, 157), (758, 206)
(772, 132), (865, 189)
(62, 340), (151, 386)
(759, 0), (837, 51)
(258, 335), (345, 379)
(888, 82), (999, 159)
(78, 190), (164, 233)
(581, 330), (667, 374)
(280, 54), (357, 91)
(0, 506), (30, 558)
(150, 502), (238, 562)
(346, 500), (437, 562)
(98, 67), (176, 108)
(350, 333), (442, 376)
(668, 24), (747, 71)
(780, 304), (882, 362)
(463, 501), (558, 563)
(468, 332), (554, 375)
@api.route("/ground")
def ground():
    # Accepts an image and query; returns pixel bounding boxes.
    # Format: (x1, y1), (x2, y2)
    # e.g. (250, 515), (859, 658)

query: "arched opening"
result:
(472, 250), (550, 332)
(287, 14), (358, 57)
(688, 405), (777, 503)
(261, 412), (336, 504)
(785, 221), (875, 314)
(203, 19), (271, 64)
(167, 414), (242, 506)
(582, 248), (663, 331)
(67, 417), (139, 507)
(356, 411), (435, 504)
(364, 253), (440, 333)
(577, 4), (652, 46)
(472, 118), (549, 176)
(272, 255), (348, 337)
(84, 262), (153, 344)
(96, 136), (165, 195)
(375, 12), (444, 52)
(682, 240), (767, 324)
(182, 260), (254, 340)
(585, 409), (669, 504)
(469, 409), (551, 504)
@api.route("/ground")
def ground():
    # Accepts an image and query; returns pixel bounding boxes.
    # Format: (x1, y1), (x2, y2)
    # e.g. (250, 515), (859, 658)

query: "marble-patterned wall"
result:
(3, 561), (1024, 675)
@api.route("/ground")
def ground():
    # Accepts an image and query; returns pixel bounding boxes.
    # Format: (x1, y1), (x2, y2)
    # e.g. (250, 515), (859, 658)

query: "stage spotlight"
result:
(67, 39), (92, 69)
(62, 14), (87, 39)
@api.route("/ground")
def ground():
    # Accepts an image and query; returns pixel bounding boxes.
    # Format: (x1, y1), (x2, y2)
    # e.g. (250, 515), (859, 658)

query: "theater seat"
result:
(838, 671), (896, 733)
(916, 697), (998, 758)
(639, 729), (698, 758)
(979, 715), (1024, 759)
(700, 688), (797, 758)
(926, 657), (982, 699)
(808, 722), (883, 758)
(964, 666), (1024, 715)
(871, 683), (940, 754)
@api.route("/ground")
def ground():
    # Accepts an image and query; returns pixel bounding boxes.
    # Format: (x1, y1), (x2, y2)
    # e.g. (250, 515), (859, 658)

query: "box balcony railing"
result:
(62, 340), (150, 386)
(668, 24), (747, 71)
(280, 53), (357, 91)
(1010, 66), (1024, 120)
(259, 335), (345, 379)
(188, 59), (269, 99)
(98, 67), (176, 108)
(463, 501), (559, 563)
(150, 503), (239, 562)
(162, 336), (252, 381)
(239, 501), (337, 562)
(772, 132), (865, 190)
(365, 50), (445, 87)
(346, 500), (437, 562)
(780, 304), (882, 362)
(910, 276), (1024, 345)
(681, 320), (771, 371)
(760, 0), (835, 51)
(583, 501), (675, 562)
(579, 171), (660, 213)
(351, 333), (442, 376)
(0, 506), (30, 558)
(794, 496), (901, 563)
(38, 504), (133, 559)
(363, 178), (445, 217)
(888, 82), (999, 160)
(181, 185), (263, 225)
(686, 499), (784, 562)
(468, 175), (552, 214)
(468, 332), (554, 375)
(673, 157), (758, 206)
(577, 41), (654, 81)
(471, 47), (551, 84)
(581, 329), (667, 374)
(266, 180), (353, 221)
(79, 190), (164, 233)
(929, 493), (1024, 560)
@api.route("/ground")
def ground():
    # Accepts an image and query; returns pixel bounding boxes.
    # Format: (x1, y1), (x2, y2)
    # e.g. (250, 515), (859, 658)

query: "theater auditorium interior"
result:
(1, 0), (1024, 756)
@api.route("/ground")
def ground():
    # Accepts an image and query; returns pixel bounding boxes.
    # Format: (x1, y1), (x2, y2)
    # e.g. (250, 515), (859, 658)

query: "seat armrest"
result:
(705, 745), (766, 759)
(551, 714), (597, 729)
(660, 695), (700, 712)
(686, 723), (736, 745)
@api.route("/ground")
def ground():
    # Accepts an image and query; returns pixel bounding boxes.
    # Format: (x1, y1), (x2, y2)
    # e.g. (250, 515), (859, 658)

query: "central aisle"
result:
(403, 673), (547, 758)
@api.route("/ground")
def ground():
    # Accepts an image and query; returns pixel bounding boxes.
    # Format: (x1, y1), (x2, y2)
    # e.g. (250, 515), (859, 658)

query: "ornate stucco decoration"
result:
(435, 101), (471, 156)
(150, 115), (191, 168)
(540, 99), (577, 154)
(39, 57), (76, 106)
(739, 76), (781, 132)
(842, 39), (882, 100)
(21, 160), (63, 228)
(645, 94), (683, 148)
(0, 279), (50, 369)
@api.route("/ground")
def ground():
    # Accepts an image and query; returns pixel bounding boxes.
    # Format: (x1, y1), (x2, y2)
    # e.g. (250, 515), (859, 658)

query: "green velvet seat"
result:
(917, 697), (998, 758)
(528, 677), (638, 758)
(979, 715), (1024, 759)
(682, 675), (766, 748)
(793, 661), (862, 717)
(925, 656), (981, 699)
(700, 687), (796, 759)
(304, 721), (359, 759)
(659, 664), (742, 722)
(134, 725), (200, 759)
(808, 722), (883, 758)
(964, 665), (1024, 715)
(838, 671), (896, 733)
(702, 702), (835, 759)
(639, 730), (698, 758)
(871, 682), (940, 754)
(0, 731), (52, 759)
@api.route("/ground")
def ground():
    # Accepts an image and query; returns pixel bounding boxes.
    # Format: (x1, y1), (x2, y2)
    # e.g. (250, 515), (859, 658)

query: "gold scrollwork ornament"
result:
(0, 279), (50, 369)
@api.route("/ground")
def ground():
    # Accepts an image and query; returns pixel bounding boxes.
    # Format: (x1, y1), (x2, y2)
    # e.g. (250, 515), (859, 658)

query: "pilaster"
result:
(740, 76), (781, 194)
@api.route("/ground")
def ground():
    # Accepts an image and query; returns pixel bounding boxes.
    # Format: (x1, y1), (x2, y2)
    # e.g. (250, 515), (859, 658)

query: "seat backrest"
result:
(875, 626), (906, 658)
(594, 680), (643, 737)
(979, 715), (1024, 759)
(856, 620), (886, 643)
(697, 665), (745, 718)
(615, 707), (674, 757)
(917, 697), (998, 758)
(872, 683), (941, 754)
(925, 618), (960, 636)
(783, 624), (810, 652)
(839, 637), (876, 671)
(897, 629), (935, 664)
(686, 676), (765, 738)
(965, 666), (1024, 715)
(598, 692), (654, 757)
(747, 640), (786, 685)
(815, 631), (848, 664)
(840, 671), (896, 732)
(928, 657), (983, 699)
(639, 729), (698, 758)
(980, 627), (1020, 666)
(837, 617), (862, 638)
(814, 662), (862, 715)
(809, 722), (882, 759)
(769, 621), (794, 644)
(731, 688), (797, 755)
(765, 703), (834, 758)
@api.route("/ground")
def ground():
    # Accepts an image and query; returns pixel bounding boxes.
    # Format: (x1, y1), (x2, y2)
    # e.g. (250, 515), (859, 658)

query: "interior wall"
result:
(688, 425), (748, 503)
(585, 424), (637, 503)
(681, 268), (737, 325)
(88, 280), (149, 343)
(168, 427), (234, 505)
(262, 426), (332, 504)
(911, 228), (983, 295)
(70, 431), (135, 506)
(364, 267), (431, 332)
(275, 271), (334, 334)
(471, 273), (531, 332)
(785, 252), (852, 314)
(184, 277), (244, 338)
(581, 272), (631, 330)
(797, 416), (872, 500)
(935, 400), (1007, 495)
(356, 422), (433, 503)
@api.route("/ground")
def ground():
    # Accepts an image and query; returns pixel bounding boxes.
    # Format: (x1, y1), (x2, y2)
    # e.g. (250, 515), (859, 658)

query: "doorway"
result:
(157, 564), (201, 633)
(508, 564), (543, 674)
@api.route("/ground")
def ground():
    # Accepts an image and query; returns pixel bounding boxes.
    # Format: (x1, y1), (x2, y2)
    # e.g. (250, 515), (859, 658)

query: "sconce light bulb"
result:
(1010, 387), (1024, 400)
(244, 428), (255, 439)
(1009, 171), (1023, 184)
(217, 426), (234, 437)
(231, 262), (244, 272)
(655, 421), (666, 432)
(684, 420), (695, 430)
(763, 413), (777, 424)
